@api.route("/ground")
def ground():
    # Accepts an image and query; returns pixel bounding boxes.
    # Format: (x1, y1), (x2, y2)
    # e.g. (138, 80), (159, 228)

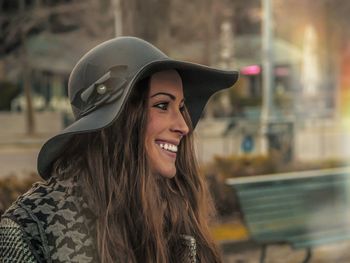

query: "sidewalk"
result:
(223, 240), (350, 263)
(0, 133), (50, 178)
(212, 219), (249, 242)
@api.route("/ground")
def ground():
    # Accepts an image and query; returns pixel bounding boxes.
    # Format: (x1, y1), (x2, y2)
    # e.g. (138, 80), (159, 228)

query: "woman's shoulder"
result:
(0, 179), (58, 262)
(2, 176), (73, 226)
(1, 176), (98, 262)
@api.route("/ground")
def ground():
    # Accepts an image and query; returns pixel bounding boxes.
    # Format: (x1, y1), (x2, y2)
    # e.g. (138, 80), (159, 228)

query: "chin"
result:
(158, 167), (176, 178)
(159, 172), (176, 178)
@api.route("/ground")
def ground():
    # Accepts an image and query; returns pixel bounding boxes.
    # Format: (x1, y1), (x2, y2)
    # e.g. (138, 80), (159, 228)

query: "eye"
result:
(153, 102), (169, 110)
(180, 104), (185, 112)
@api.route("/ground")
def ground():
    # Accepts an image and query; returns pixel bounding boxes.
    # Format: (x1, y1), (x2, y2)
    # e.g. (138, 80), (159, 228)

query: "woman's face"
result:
(145, 70), (189, 178)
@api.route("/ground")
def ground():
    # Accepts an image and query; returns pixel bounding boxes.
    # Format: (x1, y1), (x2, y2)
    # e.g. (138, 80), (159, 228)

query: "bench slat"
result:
(226, 168), (350, 249)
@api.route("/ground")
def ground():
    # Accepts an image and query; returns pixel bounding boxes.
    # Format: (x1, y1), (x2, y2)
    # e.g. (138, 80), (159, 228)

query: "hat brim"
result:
(38, 59), (239, 179)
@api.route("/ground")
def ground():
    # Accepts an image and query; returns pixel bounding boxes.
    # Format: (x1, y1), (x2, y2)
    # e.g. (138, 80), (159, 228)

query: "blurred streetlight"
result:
(260, 0), (275, 153)
(219, 20), (234, 69)
(112, 0), (123, 37)
(261, 0), (274, 124)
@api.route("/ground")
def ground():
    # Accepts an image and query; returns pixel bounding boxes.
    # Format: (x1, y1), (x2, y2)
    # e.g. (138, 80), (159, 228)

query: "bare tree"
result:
(1, 0), (114, 135)
(119, 0), (171, 51)
(19, 0), (36, 135)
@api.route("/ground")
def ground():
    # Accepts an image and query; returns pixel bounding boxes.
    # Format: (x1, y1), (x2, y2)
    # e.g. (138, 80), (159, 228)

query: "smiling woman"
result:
(146, 70), (189, 178)
(0, 37), (239, 263)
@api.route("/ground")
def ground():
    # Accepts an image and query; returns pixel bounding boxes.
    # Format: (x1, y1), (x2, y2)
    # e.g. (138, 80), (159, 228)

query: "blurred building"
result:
(1, 0), (349, 164)
(1, 32), (104, 113)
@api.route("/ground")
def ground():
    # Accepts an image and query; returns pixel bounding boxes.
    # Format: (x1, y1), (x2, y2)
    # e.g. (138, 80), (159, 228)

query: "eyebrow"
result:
(150, 92), (185, 104)
(150, 92), (176, 101)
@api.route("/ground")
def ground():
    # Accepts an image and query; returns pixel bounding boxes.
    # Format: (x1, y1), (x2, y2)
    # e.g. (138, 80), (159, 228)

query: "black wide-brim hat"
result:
(38, 36), (239, 179)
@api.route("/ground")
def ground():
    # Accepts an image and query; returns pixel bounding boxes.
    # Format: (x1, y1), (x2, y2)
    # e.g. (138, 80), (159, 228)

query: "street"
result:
(0, 147), (39, 178)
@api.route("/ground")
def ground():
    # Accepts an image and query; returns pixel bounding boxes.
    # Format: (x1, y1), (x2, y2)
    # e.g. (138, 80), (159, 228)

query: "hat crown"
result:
(68, 37), (167, 118)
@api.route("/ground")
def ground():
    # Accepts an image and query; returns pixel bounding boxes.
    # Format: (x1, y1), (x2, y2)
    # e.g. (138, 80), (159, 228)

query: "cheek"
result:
(145, 111), (163, 141)
(145, 116), (155, 143)
(145, 114), (158, 156)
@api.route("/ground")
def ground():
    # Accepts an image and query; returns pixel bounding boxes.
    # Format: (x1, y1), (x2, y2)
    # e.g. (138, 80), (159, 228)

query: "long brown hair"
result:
(53, 77), (222, 263)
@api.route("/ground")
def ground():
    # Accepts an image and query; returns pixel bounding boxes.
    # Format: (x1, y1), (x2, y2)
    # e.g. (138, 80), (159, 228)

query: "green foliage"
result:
(0, 81), (20, 111)
(204, 154), (348, 180)
(229, 87), (262, 108)
(204, 154), (276, 180)
(227, 83), (262, 117)
(0, 172), (41, 215)
(206, 173), (239, 218)
(208, 82), (262, 118)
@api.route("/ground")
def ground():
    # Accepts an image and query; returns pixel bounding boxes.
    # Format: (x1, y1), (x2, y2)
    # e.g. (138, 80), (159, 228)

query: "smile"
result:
(159, 143), (178, 153)
(155, 141), (178, 153)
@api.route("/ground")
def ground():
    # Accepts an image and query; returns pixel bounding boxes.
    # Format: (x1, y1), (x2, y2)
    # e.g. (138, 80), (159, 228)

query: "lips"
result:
(159, 143), (178, 152)
(155, 140), (179, 157)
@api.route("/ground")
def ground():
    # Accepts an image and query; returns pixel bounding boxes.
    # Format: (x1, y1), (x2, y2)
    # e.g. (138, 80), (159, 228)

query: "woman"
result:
(0, 37), (238, 263)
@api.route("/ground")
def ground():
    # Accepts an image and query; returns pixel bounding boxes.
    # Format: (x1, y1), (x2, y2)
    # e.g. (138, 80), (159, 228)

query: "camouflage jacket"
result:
(0, 177), (197, 263)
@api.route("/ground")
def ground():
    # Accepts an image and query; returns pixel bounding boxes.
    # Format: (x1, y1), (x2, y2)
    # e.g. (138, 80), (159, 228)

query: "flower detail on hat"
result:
(71, 65), (129, 118)
(96, 84), (107, 95)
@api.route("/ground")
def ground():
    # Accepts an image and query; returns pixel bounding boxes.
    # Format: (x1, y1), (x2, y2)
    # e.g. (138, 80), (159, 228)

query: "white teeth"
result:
(159, 143), (178, 153)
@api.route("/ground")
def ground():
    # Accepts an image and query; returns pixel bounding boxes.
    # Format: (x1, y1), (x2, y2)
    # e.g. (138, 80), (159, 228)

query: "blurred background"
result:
(2, 0), (350, 262)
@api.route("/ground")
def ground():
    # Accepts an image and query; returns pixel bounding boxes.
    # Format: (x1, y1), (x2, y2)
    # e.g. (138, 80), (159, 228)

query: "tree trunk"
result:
(203, 0), (214, 65)
(20, 0), (35, 135)
(120, 0), (171, 51)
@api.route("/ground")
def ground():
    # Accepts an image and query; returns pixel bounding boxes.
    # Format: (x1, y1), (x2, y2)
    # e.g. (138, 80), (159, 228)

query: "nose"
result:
(171, 110), (189, 137)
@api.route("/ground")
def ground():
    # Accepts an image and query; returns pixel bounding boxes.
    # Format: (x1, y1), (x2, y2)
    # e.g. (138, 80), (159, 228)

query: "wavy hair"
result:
(53, 76), (222, 263)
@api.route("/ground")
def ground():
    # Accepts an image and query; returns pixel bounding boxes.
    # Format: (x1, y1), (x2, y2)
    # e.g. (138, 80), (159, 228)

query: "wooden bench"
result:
(226, 167), (350, 263)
